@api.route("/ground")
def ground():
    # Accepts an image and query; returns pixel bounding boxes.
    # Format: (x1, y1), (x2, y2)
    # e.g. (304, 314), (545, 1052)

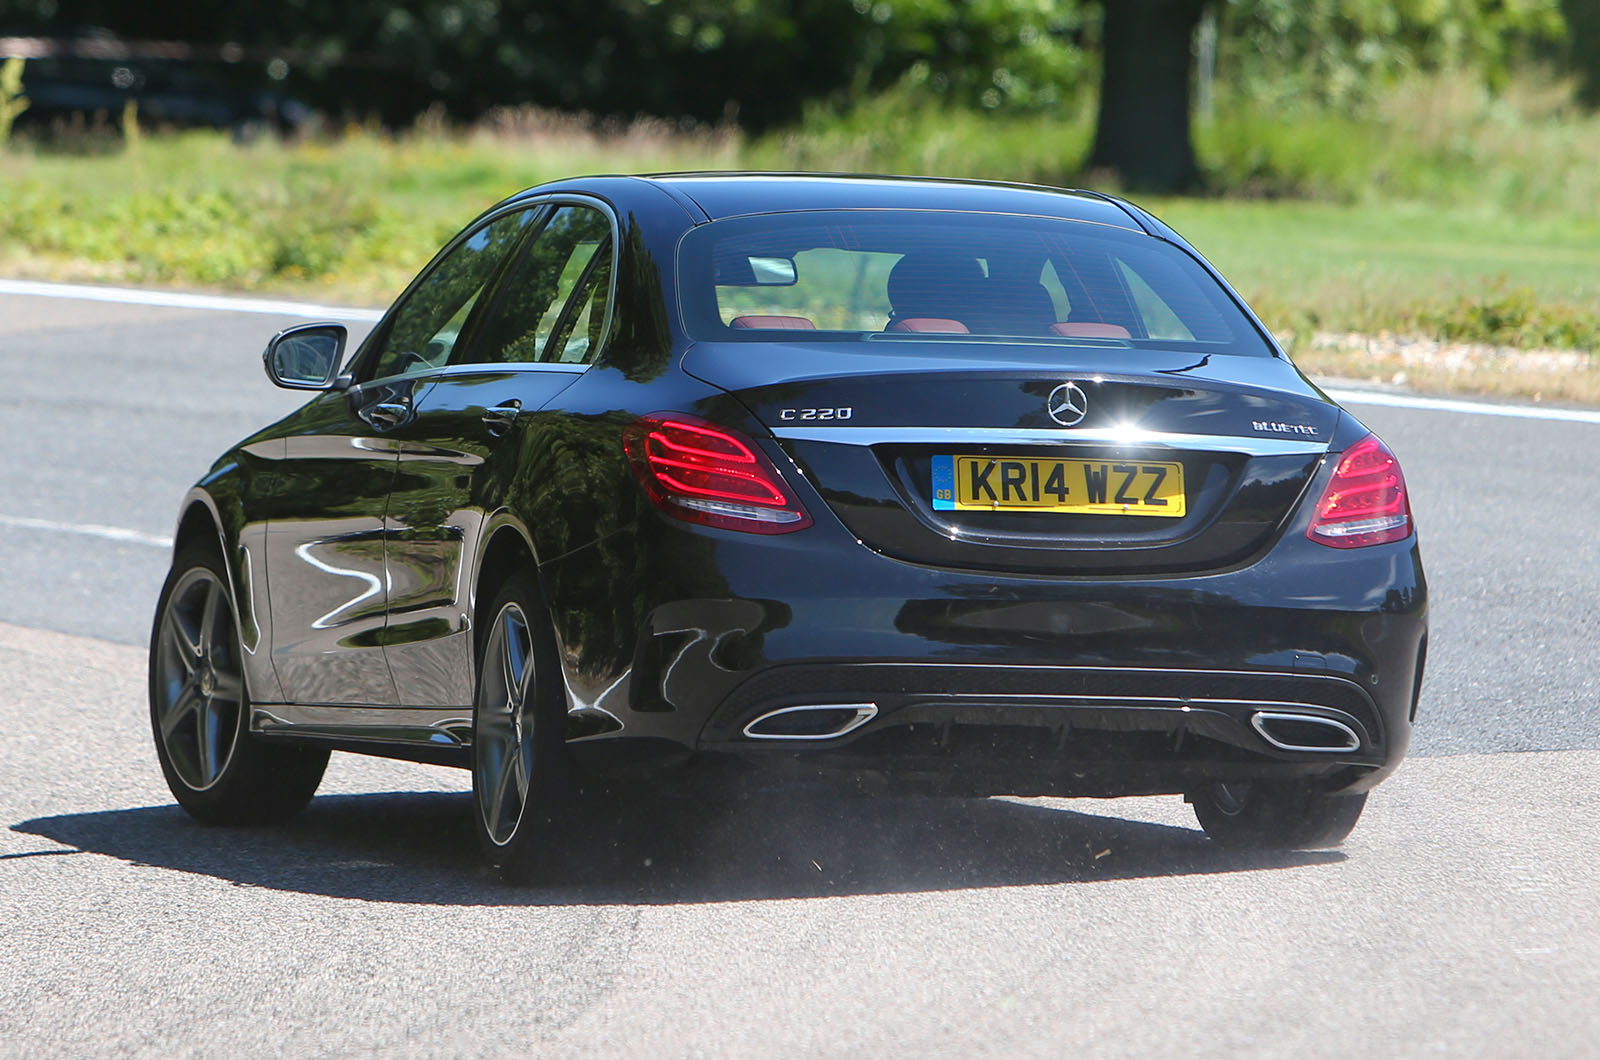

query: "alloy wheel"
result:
(475, 602), (537, 847)
(152, 568), (245, 791)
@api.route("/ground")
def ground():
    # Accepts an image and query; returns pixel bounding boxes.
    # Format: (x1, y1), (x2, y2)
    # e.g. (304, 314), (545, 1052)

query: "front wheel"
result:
(149, 545), (328, 824)
(471, 572), (571, 882)
(1189, 779), (1368, 850)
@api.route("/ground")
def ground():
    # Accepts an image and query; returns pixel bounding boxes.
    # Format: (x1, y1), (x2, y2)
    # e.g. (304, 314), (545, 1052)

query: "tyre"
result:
(471, 571), (571, 882)
(1189, 779), (1368, 850)
(149, 545), (328, 824)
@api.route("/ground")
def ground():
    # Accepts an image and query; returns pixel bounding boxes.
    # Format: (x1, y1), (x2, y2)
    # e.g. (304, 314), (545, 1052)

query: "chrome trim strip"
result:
(894, 694), (1358, 713)
(769, 425), (1327, 456)
(743, 703), (878, 741)
(1250, 711), (1362, 753)
(743, 662), (1376, 709)
(430, 362), (588, 379)
(737, 663), (1378, 714)
(252, 704), (474, 747)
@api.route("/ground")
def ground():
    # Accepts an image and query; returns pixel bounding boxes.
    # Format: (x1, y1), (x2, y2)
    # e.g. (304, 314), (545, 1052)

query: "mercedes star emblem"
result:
(1047, 382), (1089, 427)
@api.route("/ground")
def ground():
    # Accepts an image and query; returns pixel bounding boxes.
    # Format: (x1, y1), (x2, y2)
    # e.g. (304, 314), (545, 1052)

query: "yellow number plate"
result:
(931, 455), (1186, 517)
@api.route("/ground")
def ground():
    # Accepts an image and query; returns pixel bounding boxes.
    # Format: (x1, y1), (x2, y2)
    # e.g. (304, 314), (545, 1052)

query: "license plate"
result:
(931, 455), (1186, 516)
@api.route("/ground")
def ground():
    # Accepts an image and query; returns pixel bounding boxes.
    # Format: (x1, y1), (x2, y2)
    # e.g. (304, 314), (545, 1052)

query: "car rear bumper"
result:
(547, 523), (1426, 799)
(692, 661), (1400, 798)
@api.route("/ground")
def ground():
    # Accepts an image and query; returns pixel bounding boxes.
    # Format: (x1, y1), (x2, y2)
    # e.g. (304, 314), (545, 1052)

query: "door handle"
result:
(364, 401), (411, 429)
(482, 400), (522, 436)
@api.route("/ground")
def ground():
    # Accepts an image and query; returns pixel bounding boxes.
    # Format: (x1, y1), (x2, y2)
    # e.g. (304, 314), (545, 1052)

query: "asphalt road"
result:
(2, 291), (1598, 1057)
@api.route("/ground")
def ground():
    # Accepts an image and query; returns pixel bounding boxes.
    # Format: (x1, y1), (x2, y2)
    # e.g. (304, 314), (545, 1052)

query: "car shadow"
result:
(11, 787), (1342, 906)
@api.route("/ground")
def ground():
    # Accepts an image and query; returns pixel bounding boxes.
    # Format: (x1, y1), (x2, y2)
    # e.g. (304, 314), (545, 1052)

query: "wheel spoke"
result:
(196, 698), (219, 782)
(512, 739), (530, 806)
(514, 626), (533, 700)
(500, 612), (528, 706)
(489, 744), (519, 838)
(160, 682), (201, 739)
(485, 715), (513, 751)
(163, 610), (201, 672)
(499, 641), (518, 710)
(198, 580), (221, 657)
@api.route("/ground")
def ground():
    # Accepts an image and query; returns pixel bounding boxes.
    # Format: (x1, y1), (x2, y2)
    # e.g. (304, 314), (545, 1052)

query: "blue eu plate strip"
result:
(931, 455), (955, 510)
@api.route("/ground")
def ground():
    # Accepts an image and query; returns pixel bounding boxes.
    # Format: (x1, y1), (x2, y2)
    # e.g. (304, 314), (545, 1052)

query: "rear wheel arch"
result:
(474, 522), (546, 634)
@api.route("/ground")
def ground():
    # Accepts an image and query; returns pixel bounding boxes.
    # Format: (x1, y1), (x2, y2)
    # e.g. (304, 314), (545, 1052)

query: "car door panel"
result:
(249, 205), (541, 707)
(252, 381), (437, 705)
(382, 367), (586, 706)
(375, 200), (619, 708)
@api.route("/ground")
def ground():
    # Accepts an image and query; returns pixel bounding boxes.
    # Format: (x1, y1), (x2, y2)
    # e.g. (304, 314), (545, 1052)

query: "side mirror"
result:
(263, 322), (348, 390)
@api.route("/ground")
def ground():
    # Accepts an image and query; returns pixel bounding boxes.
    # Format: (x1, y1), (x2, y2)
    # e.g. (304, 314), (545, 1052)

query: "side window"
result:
(363, 208), (538, 381)
(1039, 259), (1072, 320)
(468, 205), (614, 366)
(548, 251), (613, 363)
(1116, 260), (1192, 340)
(1112, 256), (1239, 341)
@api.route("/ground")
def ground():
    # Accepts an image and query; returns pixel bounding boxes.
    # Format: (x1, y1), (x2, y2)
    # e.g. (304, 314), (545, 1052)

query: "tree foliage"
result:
(1, 0), (1096, 128)
(6, 0), (1580, 126)
(1, 0), (1584, 133)
(1220, 0), (1568, 110)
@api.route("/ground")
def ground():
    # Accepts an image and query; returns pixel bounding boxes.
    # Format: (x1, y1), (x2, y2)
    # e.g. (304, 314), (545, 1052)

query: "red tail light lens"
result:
(623, 413), (813, 535)
(1306, 433), (1413, 548)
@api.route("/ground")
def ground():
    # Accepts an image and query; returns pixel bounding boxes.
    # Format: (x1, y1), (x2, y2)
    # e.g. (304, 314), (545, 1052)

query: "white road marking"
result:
(1324, 387), (1600, 425)
(0, 514), (173, 549)
(0, 278), (385, 322)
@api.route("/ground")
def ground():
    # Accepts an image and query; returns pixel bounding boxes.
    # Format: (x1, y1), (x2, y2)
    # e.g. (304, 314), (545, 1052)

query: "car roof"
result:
(629, 172), (1146, 230)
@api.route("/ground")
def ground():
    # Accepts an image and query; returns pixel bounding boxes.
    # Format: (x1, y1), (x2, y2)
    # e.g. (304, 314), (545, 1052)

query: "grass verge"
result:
(1, 74), (1596, 402)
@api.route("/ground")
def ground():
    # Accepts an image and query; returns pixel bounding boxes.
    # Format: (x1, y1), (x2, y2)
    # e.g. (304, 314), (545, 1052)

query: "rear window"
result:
(676, 210), (1270, 355)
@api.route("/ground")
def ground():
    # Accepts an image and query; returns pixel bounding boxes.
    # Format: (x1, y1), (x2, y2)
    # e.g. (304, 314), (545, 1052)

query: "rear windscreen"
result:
(676, 210), (1272, 355)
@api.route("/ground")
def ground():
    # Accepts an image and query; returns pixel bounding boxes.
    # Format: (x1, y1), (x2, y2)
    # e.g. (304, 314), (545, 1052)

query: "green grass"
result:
(2, 74), (1599, 361)
(0, 115), (741, 302)
(1151, 198), (1600, 347)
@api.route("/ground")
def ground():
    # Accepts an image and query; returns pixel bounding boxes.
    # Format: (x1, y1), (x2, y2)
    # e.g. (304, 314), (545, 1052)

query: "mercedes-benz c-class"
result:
(149, 173), (1428, 879)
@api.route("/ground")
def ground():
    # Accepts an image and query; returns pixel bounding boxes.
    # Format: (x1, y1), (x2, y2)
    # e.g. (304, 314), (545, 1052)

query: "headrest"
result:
(886, 254), (985, 321)
(1049, 322), (1132, 338)
(730, 315), (816, 330)
(887, 318), (970, 333)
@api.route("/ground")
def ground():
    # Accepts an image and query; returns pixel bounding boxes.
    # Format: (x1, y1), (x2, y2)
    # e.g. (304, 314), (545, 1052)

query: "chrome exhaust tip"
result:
(1251, 711), (1361, 753)
(743, 703), (878, 741)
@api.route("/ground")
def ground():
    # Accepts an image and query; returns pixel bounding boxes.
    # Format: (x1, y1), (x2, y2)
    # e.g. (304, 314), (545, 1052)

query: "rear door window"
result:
(463, 205), (615, 366)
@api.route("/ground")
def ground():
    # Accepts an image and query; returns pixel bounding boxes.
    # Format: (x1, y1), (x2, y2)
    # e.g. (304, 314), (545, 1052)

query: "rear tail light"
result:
(1306, 433), (1413, 548)
(623, 413), (813, 535)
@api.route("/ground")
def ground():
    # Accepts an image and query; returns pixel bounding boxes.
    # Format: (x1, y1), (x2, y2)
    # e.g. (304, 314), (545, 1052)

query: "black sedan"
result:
(149, 173), (1427, 879)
